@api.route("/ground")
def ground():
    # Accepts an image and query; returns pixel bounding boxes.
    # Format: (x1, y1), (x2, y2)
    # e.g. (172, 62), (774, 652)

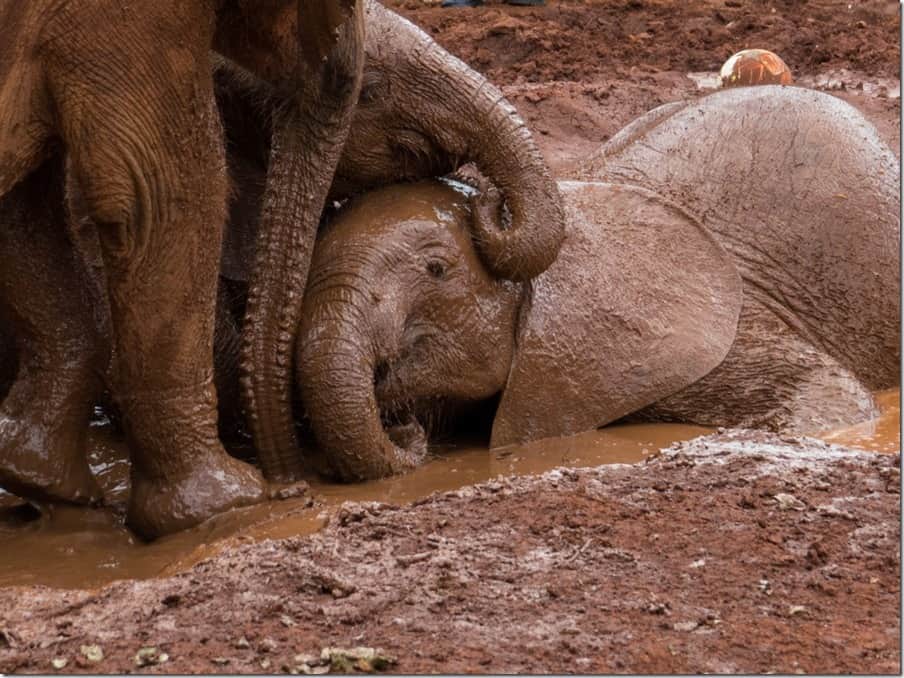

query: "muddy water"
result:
(0, 390), (898, 590)
(820, 389), (900, 453)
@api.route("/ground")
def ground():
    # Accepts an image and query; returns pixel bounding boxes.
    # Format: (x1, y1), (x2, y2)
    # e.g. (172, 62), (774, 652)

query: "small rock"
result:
(321, 647), (396, 673)
(672, 621), (699, 632)
(788, 605), (808, 617)
(689, 558), (706, 568)
(280, 614), (296, 627)
(51, 657), (68, 670)
(211, 657), (231, 666)
(259, 637), (278, 653)
(294, 653), (323, 667)
(134, 647), (168, 667)
(646, 602), (671, 615)
(260, 658), (272, 670)
(235, 636), (251, 649)
(774, 493), (806, 511)
(80, 644), (104, 663)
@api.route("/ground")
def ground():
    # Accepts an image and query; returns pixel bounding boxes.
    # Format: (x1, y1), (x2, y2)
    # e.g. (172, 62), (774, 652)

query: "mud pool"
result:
(0, 389), (897, 590)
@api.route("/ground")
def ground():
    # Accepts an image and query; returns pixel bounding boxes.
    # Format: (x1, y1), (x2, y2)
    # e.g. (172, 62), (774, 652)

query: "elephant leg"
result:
(636, 298), (877, 434)
(0, 157), (104, 505)
(45, 7), (266, 538)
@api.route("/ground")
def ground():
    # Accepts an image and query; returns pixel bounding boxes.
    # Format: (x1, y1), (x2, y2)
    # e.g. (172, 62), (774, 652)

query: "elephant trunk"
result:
(382, 3), (565, 281)
(239, 2), (364, 483)
(296, 286), (421, 481)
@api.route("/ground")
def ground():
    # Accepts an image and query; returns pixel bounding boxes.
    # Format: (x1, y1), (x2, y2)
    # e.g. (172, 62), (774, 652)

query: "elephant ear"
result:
(490, 181), (743, 449)
(298, 0), (358, 70)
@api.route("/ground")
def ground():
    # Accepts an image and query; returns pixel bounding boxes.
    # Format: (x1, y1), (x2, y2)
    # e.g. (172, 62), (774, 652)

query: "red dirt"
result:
(0, 431), (899, 674)
(388, 0), (901, 172)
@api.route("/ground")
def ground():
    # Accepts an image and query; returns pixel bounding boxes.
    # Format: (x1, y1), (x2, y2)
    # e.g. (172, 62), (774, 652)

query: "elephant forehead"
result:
(321, 180), (471, 249)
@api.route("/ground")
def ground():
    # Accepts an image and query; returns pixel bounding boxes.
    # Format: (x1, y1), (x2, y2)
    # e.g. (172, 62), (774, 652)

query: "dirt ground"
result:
(0, 431), (899, 674)
(1, 1), (900, 674)
(389, 0), (901, 172)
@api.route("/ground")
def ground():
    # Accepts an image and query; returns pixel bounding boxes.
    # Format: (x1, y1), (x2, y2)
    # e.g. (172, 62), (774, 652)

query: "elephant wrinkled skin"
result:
(215, 0), (565, 477)
(0, 0), (364, 537)
(294, 87), (899, 472)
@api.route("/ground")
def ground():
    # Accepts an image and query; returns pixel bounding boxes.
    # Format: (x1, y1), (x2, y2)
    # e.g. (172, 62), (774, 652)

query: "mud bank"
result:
(0, 431), (898, 674)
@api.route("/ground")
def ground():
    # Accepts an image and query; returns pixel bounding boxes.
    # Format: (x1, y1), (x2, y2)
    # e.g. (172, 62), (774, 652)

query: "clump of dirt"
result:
(1, 431), (898, 674)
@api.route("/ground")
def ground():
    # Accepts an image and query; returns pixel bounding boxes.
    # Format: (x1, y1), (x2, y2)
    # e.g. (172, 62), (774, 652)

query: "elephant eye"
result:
(426, 260), (448, 280)
(359, 70), (385, 104)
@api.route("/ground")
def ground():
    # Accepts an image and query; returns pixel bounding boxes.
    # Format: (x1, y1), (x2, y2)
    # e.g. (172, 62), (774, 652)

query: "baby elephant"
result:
(296, 88), (899, 480)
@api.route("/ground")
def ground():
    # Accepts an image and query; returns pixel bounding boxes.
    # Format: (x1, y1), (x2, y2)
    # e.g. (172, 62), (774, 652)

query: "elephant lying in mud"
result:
(215, 0), (564, 471)
(290, 86), (899, 478)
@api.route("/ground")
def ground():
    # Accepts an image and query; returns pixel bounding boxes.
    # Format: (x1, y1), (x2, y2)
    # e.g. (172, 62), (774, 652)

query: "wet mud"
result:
(0, 429), (899, 674)
(0, 391), (897, 590)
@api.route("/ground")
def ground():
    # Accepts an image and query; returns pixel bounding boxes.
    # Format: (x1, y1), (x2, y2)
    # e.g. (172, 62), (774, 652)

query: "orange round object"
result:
(720, 49), (793, 88)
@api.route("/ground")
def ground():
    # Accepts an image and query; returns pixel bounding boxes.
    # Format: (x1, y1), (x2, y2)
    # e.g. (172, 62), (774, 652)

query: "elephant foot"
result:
(0, 410), (102, 506)
(127, 449), (267, 540)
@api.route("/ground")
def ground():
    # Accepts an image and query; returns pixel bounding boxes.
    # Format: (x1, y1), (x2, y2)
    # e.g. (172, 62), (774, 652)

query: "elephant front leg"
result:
(0, 157), (104, 505)
(86, 142), (270, 539)
(53, 67), (272, 539)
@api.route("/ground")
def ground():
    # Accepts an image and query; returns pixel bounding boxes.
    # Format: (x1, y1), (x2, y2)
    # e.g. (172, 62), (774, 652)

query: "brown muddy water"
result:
(0, 390), (898, 590)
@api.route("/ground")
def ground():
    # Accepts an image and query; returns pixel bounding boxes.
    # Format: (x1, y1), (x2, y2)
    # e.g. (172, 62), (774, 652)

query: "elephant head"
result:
(296, 181), (523, 480)
(214, 0), (366, 483)
(215, 0), (564, 481)
(297, 180), (744, 480)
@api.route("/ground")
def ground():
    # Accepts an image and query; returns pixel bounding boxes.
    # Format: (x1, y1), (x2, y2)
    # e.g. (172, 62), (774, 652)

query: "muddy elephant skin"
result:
(215, 0), (565, 477)
(0, 0), (364, 537)
(295, 87), (899, 469)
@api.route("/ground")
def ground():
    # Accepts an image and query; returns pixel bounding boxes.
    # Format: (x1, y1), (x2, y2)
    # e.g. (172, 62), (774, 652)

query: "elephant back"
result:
(575, 86), (901, 390)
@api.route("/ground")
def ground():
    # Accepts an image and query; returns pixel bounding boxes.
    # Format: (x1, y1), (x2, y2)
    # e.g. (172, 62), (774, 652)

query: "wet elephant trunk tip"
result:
(297, 314), (422, 482)
(472, 174), (566, 282)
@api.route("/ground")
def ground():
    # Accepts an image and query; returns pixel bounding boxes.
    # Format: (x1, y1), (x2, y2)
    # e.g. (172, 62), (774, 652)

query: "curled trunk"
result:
(297, 293), (421, 481)
(372, 1), (566, 281)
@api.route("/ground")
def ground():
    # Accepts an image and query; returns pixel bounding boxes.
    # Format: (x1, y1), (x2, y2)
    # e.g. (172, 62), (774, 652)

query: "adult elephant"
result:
(0, 0), (364, 538)
(291, 87), (899, 478)
(214, 0), (566, 481)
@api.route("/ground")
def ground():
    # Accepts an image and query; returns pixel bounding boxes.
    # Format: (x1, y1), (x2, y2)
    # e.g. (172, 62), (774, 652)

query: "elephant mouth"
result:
(373, 364), (431, 459)
(373, 357), (407, 418)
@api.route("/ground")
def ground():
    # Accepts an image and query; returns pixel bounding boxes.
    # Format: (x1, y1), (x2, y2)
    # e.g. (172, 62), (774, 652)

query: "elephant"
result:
(213, 0), (565, 479)
(0, 0), (565, 523)
(292, 86), (899, 476)
(0, 0), (365, 538)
